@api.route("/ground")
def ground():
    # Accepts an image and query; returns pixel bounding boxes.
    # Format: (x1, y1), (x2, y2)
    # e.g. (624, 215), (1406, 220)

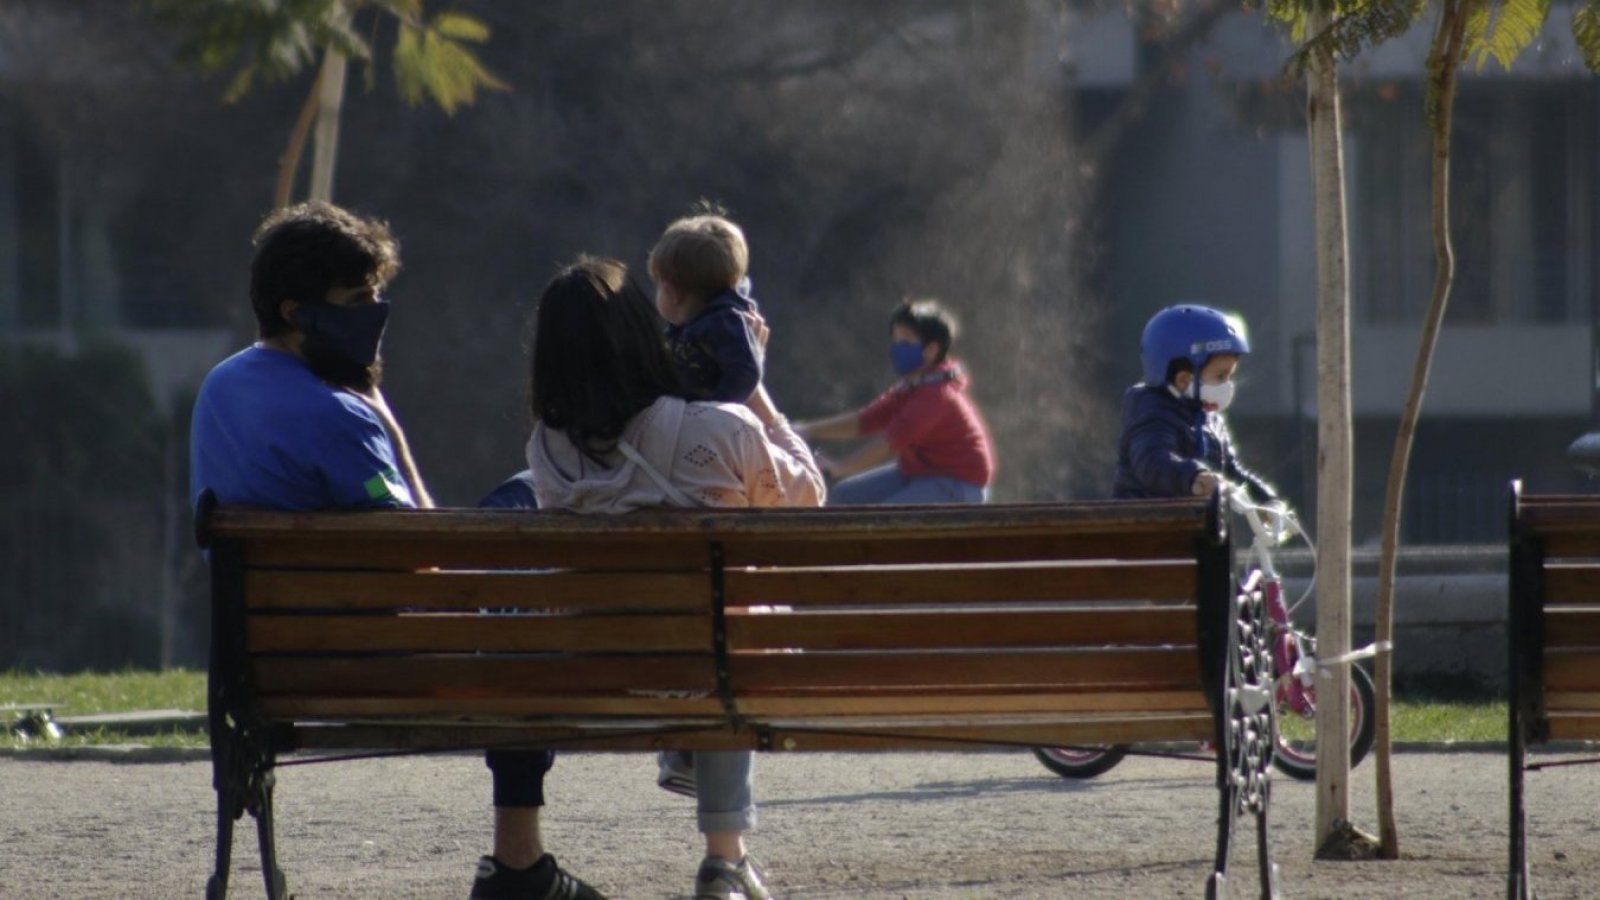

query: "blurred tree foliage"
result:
(143, 0), (506, 206)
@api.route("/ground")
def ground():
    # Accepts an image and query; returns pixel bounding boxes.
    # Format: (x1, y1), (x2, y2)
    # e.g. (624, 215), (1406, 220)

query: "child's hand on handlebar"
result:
(1192, 471), (1225, 497)
(1261, 499), (1293, 544)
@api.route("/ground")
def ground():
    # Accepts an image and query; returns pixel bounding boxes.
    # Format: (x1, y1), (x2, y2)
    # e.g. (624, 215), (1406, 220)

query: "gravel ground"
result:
(1, 748), (1597, 898)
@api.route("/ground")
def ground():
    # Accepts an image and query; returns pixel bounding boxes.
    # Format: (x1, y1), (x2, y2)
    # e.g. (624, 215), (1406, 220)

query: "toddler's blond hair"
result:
(648, 214), (749, 302)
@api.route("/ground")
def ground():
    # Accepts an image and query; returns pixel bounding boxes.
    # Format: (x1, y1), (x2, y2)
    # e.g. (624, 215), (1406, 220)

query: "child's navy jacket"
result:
(666, 285), (764, 403)
(1111, 383), (1276, 502)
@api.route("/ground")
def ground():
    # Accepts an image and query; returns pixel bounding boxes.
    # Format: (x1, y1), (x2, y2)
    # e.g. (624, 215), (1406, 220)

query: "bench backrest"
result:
(1511, 483), (1600, 743)
(200, 497), (1233, 752)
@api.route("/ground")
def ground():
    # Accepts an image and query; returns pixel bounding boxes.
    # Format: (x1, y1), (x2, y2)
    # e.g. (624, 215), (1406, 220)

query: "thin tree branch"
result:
(1373, 0), (1468, 860)
(275, 77), (321, 208)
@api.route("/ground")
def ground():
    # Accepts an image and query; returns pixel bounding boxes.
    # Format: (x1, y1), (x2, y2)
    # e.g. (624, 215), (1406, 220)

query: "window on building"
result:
(1350, 80), (1596, 326)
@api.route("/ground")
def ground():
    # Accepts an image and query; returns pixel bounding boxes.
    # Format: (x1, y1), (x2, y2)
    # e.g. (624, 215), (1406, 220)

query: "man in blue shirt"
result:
(191, 201), (429, 511)
(190, 202), (599, 899)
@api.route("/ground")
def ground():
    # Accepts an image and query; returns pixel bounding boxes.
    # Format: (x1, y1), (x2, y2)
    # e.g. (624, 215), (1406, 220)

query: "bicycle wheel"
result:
(1271, 663), (1377, 781)
(1032, 745), (1129, 779)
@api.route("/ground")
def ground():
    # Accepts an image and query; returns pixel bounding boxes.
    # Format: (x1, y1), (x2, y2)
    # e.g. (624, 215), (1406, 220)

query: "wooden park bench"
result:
(1507, 482), (1600, 898)
(195, 492), (1279, 899)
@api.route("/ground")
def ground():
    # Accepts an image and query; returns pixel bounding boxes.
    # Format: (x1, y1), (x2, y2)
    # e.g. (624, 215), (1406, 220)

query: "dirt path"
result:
(1, 749), (1595, 898)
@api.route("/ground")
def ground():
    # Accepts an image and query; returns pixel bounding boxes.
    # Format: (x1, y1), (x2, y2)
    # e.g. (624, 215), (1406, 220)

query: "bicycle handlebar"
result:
(1219, 482), (1317, 615)
(1223, 484), (1293, 546)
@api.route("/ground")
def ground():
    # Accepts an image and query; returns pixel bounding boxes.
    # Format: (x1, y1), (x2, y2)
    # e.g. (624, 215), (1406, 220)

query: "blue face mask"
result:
(291, 300), (390, 366)
(890, 340), (925, 375)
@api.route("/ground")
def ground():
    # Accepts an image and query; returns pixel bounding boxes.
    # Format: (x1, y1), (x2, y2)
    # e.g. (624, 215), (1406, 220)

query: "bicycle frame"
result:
(1035, 486), (1375, 782)
(1229, 489), (1315, 720)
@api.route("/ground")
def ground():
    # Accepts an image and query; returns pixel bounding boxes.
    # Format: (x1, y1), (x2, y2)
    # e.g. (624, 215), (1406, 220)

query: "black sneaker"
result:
(470, 854), (606, 900)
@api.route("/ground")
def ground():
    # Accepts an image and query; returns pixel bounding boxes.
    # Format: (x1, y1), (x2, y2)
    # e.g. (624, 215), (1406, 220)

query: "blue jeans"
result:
(691, 751), (756, 834)
(829, 464), (988, 505)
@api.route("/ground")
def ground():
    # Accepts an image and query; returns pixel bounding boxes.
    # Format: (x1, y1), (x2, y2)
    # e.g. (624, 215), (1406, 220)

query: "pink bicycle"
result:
(1034, 486), (1375, 782)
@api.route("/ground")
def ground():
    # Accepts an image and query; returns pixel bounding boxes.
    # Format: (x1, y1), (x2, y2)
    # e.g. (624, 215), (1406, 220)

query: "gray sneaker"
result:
(657, 750), (696, 798)
(694, 855), (771, 900)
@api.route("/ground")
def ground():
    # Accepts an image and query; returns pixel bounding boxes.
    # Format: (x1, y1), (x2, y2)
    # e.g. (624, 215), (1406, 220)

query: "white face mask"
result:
(1198, 379), (1235, 411)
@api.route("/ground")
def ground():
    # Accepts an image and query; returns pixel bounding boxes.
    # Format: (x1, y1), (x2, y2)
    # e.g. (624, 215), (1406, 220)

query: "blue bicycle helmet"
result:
(1139, 305), (1250, 386)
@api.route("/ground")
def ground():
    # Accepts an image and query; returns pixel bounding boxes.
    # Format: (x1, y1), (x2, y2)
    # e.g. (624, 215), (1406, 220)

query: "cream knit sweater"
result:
(526, 395), (824, 513)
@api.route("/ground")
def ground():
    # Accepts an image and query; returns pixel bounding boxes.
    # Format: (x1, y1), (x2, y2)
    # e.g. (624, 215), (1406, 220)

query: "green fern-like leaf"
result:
(1460, 0), (1491, 59)
(1470, 0), (1552, 70)
(432, 11), (491, 43)
(1574, 0), (1600, 71)
(1271, 0), (1427, 70)
(393, 13), (507, 114)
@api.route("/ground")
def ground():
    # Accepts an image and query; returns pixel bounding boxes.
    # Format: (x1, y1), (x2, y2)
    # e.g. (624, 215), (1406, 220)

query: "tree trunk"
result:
(274, 80), (321, 208)
(1372, 0), (1469, 860)
(1304, 2), (1361, 857)
(309, 45), (349, 202)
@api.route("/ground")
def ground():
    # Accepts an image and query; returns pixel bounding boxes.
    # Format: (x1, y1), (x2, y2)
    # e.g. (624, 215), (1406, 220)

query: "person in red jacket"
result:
(797, 299), (995, 504)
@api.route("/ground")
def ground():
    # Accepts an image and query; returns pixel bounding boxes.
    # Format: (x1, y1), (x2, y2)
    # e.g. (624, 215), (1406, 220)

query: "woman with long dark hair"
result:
(476, 256), (822, 900)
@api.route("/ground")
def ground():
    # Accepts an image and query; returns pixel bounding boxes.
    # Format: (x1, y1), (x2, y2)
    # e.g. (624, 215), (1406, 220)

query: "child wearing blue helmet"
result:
(1113, 305), (1278, 502)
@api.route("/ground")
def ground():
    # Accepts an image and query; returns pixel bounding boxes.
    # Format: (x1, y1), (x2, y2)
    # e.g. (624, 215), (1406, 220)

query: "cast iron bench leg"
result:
(1507, 715), (1529, 900)
(1210, 577), (1278, 899)
(253, 769), (289, 899)
(205, 772), (239, 900)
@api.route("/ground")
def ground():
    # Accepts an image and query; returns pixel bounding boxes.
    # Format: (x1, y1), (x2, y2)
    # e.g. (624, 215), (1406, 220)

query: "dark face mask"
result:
(890, 340), (925, 375)
(291, 300), (390, 390)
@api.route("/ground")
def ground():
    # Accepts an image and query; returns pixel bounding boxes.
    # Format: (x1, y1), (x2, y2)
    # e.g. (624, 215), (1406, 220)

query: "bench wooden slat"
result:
(739, 690), (1209, 716)
(261, 695), (729, 718)
(758, 715), (1217, 750)
(248, 613), (711, 654)
(238, 531), (1201, 570)
(1543, 712), (1600, 741)
(1518, 498), (1600, 524)
(242, 536), (710, 571)
(720, 531), (1199, 566)
(731, 648), (1200, 691)
(243, 570), (711, 611)
(1539, 608), (1600, 647)
(722, 561), (1193, 606)
(209, 500), (1212, 540)
(1541, 565), (1600, 604)
(261, 690), (1210, 721)
(1542, 692), (1600, 711)
(251, 649), (1201, 697)
(726, 607), (1197, 651)
(1536, 650), (1600, 691)
(1537, 533), (1600, 559)
(284, 713), (1218, 752)
(253, 655), (716, 694)
(212, 502), (1216, 569)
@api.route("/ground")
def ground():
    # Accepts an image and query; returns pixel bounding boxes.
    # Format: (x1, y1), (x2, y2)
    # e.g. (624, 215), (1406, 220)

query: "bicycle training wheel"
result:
(1271, 663), (1377, 781)
(1032, 745), (1129, 779)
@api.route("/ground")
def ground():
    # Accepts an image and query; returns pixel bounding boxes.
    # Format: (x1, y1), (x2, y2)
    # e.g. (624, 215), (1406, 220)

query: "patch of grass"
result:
(1391, 700), (1505, 743)
(0, 667), (204, 713)
(1, 668), (206, 750)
